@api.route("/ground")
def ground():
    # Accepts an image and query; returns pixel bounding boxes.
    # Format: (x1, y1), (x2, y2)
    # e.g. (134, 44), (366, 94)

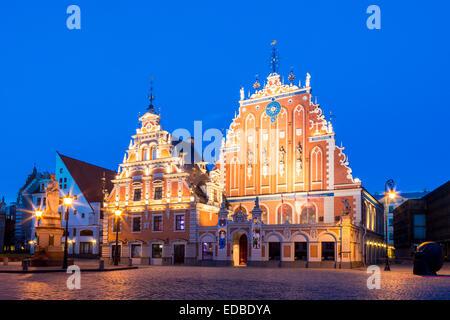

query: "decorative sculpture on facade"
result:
(279, 146), (285, 176)
(295, 142), (302, 175)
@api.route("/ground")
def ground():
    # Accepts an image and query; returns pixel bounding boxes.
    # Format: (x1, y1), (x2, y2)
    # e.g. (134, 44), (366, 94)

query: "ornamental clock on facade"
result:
(266, 99), (281, 122)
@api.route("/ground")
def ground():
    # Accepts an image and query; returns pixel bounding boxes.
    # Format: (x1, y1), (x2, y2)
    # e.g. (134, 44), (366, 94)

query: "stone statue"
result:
(306, 73), (311, 87)
(45, 175), (60, 219)
(296, 142), (302, 160)
(248, 150), (254, 165)
(279, 146), (285, 163)
(342, 199), (351, 216)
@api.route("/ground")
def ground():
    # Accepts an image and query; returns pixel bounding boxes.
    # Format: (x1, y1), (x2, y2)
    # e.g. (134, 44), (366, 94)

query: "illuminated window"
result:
(300, 206), (316, 224)
(175, 215), (185, 231)
(154, 187), (162, 200)
(202, 242), (214, 260)
(153, 216), (162, 232)
(152, 244), (162, 258)
(277, 204), (292, 224)
(131, 244), (141, 258)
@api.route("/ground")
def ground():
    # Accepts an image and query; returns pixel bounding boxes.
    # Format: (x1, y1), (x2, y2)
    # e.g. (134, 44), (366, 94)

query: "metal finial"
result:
(253, 74), (261, 89)
(329, 112), (335, 121)
(270, 41), (279, 74)
(147, 75), (156, 113)
(288, 67), (295, 83)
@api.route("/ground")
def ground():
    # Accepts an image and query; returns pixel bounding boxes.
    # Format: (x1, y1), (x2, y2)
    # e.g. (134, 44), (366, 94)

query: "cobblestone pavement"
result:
(0, 264), (449, 300)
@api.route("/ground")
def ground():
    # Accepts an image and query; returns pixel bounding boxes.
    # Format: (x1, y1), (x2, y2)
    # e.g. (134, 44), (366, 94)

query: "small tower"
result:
(250, 197), (263, 257)
(250, 196), (263, 225)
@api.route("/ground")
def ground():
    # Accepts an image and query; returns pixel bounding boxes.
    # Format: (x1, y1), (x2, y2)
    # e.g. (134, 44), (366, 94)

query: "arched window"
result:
(80, 230), (94, 236)
(150, 145), (157, 160)
(230, 157), (238, 189)
(261, 205), (268, 224)
(300, 205), (316, 224)
(142, 147), (149, 161)
(277, 204), (292, 224)
(311, 146), (323, 183)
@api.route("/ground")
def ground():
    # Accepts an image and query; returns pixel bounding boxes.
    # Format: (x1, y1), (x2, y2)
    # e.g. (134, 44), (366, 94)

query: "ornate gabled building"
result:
(212, 46), (385, 268)
(103, 95), (224, 265)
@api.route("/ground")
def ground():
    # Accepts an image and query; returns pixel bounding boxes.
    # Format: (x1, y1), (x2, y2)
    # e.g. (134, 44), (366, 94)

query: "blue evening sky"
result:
(0, 1), (449, 203)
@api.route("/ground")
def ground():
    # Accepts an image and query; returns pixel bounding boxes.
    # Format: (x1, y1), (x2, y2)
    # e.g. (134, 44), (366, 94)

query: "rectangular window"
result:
(154, 187), (163, 200)
(131, 244), (141, 258)
(64, 178), (67, 182)
(73, 228), (76, 237)
(202, 242), (213, 260)
(36, 198), (41, 207)
(175, 215), (185, 231)
(153, 216), (162, 232)
(152, 244), (163, 258)
(414, 214), (426, 240)
(388, 218), (393, 227)
(132, 216), (141, 232)
(133, 189), (142, 201)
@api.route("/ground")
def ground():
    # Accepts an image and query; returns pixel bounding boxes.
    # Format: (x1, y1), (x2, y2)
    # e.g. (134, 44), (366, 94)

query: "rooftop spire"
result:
(270, 40), (279, 74)
(147, 75), (157, 114)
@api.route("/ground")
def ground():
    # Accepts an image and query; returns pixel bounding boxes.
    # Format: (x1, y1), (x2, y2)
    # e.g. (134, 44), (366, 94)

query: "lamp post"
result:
(384, 179), (396, 271)
(114, 209), (122, 266)
(62, 195), (73, 269)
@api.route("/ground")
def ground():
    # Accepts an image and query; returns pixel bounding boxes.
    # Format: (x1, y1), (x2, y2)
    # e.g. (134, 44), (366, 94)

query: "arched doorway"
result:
(239, 234), (248, 266)
(232, 231), (248, 266)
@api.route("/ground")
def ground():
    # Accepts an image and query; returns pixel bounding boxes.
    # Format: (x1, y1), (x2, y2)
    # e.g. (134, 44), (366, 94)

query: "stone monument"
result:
(30, 175), (66, 266)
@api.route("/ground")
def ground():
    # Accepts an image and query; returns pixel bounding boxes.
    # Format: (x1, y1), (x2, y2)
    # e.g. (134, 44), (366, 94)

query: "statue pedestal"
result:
(31, 218), (66, 267)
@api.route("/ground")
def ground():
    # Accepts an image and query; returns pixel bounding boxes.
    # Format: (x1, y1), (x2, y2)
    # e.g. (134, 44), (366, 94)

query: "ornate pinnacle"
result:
(253, 74), (261, 90)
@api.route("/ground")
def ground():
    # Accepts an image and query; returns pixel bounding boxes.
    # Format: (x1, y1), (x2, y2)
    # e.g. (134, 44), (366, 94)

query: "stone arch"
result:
(199, 232), (215, 243)
(318, 232), (338, 262)
(265, 231), (284, 242)
(291, 231), (309, 242)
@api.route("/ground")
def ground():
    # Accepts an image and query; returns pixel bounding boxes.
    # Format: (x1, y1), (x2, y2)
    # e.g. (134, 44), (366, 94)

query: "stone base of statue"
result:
(30, 223), (69, 266)
(28, 175), (74, 267)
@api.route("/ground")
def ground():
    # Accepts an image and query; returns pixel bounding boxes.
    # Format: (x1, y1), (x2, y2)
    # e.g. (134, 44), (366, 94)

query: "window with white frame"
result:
(153, 215), (163, 232)
(175, 214), (185, 231)
(132, 216), (141, 232)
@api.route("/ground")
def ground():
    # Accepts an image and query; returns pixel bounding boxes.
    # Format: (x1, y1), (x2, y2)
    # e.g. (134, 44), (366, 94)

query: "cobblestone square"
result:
(0, 264), (449, 300)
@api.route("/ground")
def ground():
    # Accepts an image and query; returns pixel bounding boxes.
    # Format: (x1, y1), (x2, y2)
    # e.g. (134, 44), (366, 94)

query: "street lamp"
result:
(114, 209), (122, 266)
(62, 194), (73, 269)
(35, 210), (43, 226)
(384, 179), (396, 271)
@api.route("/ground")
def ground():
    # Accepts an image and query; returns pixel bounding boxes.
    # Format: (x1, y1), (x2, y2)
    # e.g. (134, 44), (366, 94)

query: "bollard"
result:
(99, 259), (104, 270)
(3, 257), (8, 266)
(22, 259), (28, 272)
